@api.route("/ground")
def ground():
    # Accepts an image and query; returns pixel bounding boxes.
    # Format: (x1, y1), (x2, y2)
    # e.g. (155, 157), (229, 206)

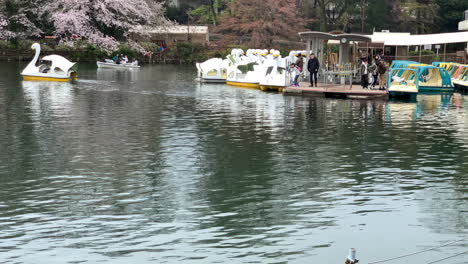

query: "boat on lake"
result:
(226, 49), (262, 89)
(197, 48), (294, 91)
(453, 66), (468, 90)
(388, 68), (419, 99)
(96, 59), (140, 69)
(21, 43), (77, 82)
(259, 50), (293, 92)
(196, 58), (228, 83)
(388, 65), (454, 98)
(413, 65), (454, 92)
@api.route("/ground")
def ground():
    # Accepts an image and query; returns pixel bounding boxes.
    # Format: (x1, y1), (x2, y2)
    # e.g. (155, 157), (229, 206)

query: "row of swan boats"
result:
(20, 43), (139, 82)
(22, 42), (468, 100)
(387, 60), (468, 98)
(196, 49), (305, 91)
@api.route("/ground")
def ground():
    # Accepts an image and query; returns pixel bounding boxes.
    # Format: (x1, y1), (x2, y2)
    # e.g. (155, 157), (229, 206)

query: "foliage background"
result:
(1, 0), (468, 62)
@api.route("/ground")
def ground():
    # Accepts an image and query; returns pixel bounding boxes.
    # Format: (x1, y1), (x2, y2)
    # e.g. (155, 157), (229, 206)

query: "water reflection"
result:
(0, 64), (466, 264)
(96, 68), (141, 81)
(21, 81), (74, 114)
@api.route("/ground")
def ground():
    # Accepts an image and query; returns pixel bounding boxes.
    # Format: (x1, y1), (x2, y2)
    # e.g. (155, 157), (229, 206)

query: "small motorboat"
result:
(96, 59), (141, 69)
(21, 43), (77, 82)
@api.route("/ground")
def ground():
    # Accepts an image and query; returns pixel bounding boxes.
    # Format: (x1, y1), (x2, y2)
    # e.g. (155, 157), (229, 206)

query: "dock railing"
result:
(322, 63), (357, 89)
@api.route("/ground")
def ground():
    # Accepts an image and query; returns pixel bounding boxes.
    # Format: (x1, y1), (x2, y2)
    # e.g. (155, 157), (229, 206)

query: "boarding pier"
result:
(284, 83), (388, 99)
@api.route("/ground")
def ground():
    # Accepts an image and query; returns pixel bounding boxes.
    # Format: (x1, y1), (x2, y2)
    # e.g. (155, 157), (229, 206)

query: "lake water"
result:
(0, 63), (466, 264)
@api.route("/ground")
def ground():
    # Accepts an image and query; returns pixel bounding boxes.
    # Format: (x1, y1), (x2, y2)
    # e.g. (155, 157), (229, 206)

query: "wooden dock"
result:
(283, 83), (388, 99)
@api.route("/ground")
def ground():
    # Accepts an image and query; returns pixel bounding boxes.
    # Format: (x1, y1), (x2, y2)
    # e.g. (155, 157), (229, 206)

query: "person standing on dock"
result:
(295, 54), (304, 73)
(369, 60), (378, 89)
(360, 59), (369, 89)
(308, 53), (320, 87)
(377, 60), (388, 90)
(290, 63), (301, 86)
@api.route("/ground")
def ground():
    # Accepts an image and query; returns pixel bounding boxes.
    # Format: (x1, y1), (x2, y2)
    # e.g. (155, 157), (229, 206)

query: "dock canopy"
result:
(369, 31), (468, 46)
(298, 31), (372, 65)
(299, 32), (372, 43)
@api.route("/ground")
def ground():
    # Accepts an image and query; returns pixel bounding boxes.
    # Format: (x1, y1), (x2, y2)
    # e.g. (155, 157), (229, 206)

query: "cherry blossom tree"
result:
(46, 0), (170, 51)
(0, 0), (46, 40)
(0, 14), (13, 40)
(0, 0), (170, 50)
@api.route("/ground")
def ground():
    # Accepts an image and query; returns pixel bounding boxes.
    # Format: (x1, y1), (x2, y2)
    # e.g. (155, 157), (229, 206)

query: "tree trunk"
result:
(361, 0), (365, 33)
(318, 0), (328, 32)
(209, 0), (218, 26)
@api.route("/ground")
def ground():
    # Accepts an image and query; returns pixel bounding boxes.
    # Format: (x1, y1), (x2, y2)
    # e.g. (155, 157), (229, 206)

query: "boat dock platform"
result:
(283, 83), (389, 99)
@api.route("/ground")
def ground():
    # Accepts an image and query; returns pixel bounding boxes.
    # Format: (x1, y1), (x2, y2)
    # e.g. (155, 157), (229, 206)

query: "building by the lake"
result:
(460, 10), (468, 31)
(129, 26), (210, 46)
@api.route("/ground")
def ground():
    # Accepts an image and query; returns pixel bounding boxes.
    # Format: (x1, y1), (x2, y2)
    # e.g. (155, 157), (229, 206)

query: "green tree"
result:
(165, 4), (191, 24)
(435, 0), (468, 32)
(365, 0), (397, 32)
(190, 0), (226, 25)
(300, 0), (380, 33)
(399, 0), (439, 34)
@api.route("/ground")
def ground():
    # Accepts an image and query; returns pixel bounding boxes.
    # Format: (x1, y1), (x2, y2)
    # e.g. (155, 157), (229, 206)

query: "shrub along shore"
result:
(0, 40), (236, 65)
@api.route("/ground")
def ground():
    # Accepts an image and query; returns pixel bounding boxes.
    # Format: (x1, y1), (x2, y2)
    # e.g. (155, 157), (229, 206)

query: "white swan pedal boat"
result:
(97, 60), (141, 69)
(21, 43), (77, 82)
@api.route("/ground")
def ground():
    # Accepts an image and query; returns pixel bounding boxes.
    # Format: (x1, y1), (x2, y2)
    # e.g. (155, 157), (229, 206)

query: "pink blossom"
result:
(0, 0), (171, 51)
(46, 0), (170, 51)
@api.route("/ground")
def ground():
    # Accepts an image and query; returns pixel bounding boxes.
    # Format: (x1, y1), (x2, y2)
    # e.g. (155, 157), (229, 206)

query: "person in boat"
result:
(307, 53), (320, 87)
(123, 55), (129, 64)
(117, 54), (124, 64)
(360, 59), (369, 89)
(39, 60), (51, 73)
(112, 55), (119, 62)
(132, 59), (139, 66)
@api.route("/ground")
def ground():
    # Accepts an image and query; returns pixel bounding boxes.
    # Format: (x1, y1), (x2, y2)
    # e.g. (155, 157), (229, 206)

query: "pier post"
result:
(306, 39), (311, 58)
(444, 43), (447, 61)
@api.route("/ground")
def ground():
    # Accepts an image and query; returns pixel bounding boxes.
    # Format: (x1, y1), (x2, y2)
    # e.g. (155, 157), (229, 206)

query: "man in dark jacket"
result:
(307, 53), (320, 87)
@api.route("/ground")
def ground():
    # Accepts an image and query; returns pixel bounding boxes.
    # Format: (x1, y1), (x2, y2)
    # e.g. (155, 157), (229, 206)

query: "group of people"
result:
(112, 54), (138, 66)
(289, 52), (389, 90)
(290, 53), (320, 87)
(360, 56), (388, 90)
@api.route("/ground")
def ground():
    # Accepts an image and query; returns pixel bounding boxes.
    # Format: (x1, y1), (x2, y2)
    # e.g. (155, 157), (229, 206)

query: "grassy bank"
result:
(0, 40), (234, 64)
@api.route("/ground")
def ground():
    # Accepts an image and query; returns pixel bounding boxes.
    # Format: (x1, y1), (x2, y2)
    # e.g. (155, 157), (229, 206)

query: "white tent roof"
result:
(369, 31), (468, 46)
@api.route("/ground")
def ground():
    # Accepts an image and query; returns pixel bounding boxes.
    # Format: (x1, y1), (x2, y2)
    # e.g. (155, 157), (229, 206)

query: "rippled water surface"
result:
(0, 63), (467, 263)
